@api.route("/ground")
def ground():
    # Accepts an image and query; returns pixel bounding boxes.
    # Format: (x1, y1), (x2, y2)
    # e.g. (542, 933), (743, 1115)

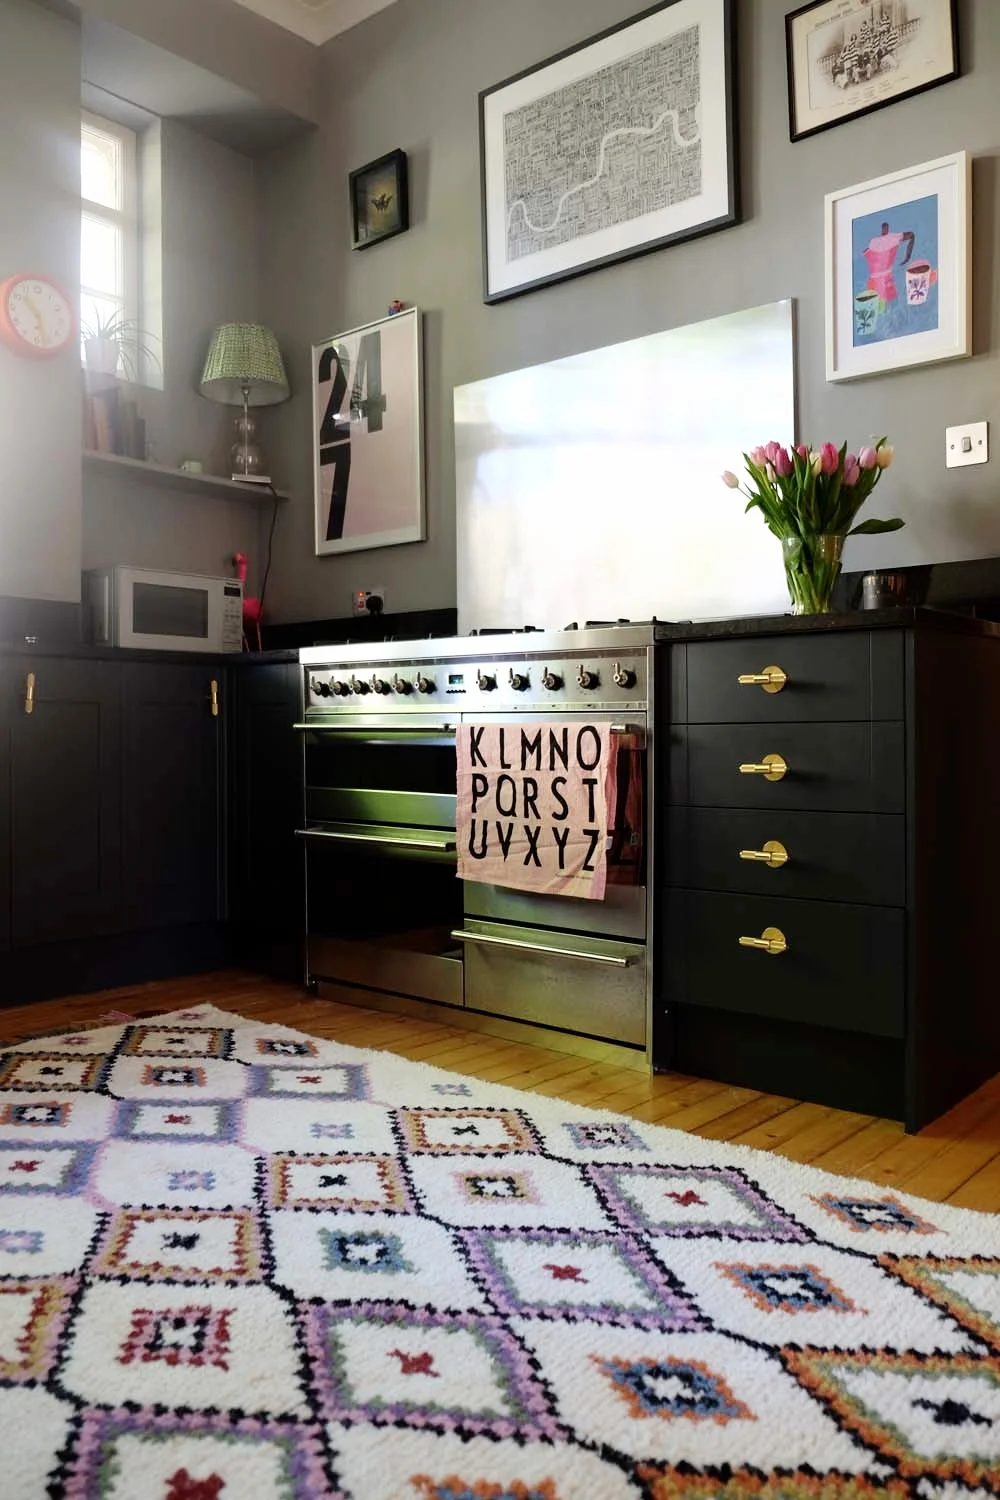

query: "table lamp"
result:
(199, 322), (289, 484)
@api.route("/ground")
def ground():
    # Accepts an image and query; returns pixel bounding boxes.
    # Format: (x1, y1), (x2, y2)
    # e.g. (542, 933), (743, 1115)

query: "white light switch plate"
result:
(945, 421), (989, 468)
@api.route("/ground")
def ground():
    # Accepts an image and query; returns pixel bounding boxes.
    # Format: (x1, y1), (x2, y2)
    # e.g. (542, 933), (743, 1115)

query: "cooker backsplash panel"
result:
(454, 300), (795, 633)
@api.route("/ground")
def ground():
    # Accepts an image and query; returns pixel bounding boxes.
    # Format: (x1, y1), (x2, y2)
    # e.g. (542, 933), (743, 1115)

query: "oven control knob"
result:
(612, 661), (636, 689)
(508, 669), (529, 692)
(416, 674), (435, 695)
(392, 674), (413, 695)
(577, 665), (599, 690)
(311, 678), (331, 698)
(331, 679), (351, 697)
(371, 676), (391, 695)
(541, 669), (563, 691)
(476, 670), (497, 692)
(349, 675), (370, 695)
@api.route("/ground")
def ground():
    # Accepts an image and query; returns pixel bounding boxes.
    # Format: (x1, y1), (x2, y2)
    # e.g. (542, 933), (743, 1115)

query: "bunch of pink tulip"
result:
(721, 437), (901, 541)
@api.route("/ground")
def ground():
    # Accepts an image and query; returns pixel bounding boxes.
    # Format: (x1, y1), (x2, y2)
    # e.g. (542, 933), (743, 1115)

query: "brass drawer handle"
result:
(24, 672), (36, 716)
(739, 926), (787, 956)
(209, 679), (220, 717)
(739, 753), (787, 781)
(739, 840), (788, 868)
(738, 664), (787, 693)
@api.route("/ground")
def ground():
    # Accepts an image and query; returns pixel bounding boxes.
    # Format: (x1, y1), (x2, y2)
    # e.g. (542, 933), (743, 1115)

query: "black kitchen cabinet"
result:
(229, 662), (303, 978)
(657, 616), (1000, 1132)
(121, 662), (225, 929)
(6, 656), (122, 948)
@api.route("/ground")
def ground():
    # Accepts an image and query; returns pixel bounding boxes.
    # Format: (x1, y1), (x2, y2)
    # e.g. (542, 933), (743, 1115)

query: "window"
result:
(80, 110), (138, 349)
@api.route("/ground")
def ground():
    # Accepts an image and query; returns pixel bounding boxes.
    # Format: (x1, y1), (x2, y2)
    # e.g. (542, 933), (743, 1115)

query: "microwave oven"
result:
(83, 566), (244, 653)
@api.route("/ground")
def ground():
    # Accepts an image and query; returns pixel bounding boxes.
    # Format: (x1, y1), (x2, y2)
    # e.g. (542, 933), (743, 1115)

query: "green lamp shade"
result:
(200, 322), (289, 406)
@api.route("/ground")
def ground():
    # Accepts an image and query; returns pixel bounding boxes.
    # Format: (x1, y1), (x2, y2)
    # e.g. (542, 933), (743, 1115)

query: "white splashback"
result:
(454, 300), (796, 632)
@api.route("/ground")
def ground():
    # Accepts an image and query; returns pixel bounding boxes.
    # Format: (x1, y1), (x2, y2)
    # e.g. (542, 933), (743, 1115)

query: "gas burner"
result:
(564, 618), (637, 631)
(468, 626), (543, 636)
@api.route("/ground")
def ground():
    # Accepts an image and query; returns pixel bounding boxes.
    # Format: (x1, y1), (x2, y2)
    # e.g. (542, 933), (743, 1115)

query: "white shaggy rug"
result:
(0, 1002), (998, 1497)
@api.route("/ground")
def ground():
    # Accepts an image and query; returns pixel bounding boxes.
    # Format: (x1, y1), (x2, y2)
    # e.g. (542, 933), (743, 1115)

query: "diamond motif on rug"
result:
(882, 1255), (1000, 1350)
(304, 1299), (561, 1440)
(0, 1051), (107, 1091)
(398, 1107), (539, 1154)
(591, 1163), (808, 1240)
(0, 998), (998, 1496)
(461, 1226), (702, 1330)
(91, 1206), (263, 1282)
(784, 1348), (1000, 1487)
(61, 1407), (333, 1498)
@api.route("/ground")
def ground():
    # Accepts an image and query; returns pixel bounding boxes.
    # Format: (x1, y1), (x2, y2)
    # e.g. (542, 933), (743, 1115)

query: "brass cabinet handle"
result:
(738, 664), (788, 693)
(739, 926), (788, 956)
(209, 679), (220, 718)
(24, 672), (36, 716)
(739, 839), (788, 868)
(739, 753), (787, 781)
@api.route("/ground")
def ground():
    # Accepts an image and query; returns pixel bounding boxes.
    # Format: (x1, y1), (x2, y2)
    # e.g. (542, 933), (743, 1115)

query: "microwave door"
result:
(119, 569), (213, 652)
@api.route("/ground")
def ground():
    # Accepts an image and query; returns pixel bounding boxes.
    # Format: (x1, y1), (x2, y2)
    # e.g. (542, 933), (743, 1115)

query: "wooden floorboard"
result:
(3, 969), (1000, 1212)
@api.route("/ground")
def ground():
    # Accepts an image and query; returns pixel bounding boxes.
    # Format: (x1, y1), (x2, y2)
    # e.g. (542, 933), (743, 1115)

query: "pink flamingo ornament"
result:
(232, 552), (263, 651)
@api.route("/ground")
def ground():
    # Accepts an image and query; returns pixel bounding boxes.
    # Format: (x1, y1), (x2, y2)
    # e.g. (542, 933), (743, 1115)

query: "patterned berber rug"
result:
(0, 1002), (998, 1497)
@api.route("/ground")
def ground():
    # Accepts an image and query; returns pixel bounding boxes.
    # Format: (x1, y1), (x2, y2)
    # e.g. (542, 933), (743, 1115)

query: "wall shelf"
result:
(83, 451), (289, 503)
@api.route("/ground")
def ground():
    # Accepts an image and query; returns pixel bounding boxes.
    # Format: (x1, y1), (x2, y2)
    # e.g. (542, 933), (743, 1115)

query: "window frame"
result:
(80, 108), (139, 350)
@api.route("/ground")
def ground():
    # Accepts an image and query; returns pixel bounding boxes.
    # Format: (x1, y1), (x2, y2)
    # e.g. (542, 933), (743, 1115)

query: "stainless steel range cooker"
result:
(298, 625), (657, 1066)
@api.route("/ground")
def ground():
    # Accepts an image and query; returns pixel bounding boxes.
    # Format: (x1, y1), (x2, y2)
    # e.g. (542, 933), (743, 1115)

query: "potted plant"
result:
(81, 310), (160, 384)
(722, 438), (904, 614)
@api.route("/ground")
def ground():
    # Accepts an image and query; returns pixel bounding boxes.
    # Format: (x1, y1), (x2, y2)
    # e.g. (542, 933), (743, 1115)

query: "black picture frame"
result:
(786, 0), (960, 144)
(478, 0), (738, 304)
(349, 149), (409, 250)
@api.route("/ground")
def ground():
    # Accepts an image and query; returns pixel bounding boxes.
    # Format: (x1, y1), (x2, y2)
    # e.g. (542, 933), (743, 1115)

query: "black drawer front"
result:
(669, 807), (905, 906)
(681, 632), (904, 724)
(670, 721), (904, 813)
(663, 888), (904, 1038)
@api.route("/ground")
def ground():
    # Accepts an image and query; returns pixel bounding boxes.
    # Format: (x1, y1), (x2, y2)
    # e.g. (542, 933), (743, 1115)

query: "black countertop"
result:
(0, 644), (298, 665)
(655, 605), (1000, 644)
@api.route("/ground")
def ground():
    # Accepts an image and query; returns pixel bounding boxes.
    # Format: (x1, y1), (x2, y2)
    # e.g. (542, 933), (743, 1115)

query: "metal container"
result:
(860, 572), (911, 610)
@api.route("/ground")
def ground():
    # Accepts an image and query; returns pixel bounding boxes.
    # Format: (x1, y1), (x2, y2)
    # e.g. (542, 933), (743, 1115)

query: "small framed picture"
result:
(786, 0), (959, 144)
(825, 150), (971, 383)
(479, 0), (738, 303)
(312, 307), (425, 556)
(349, 148), (409, 250)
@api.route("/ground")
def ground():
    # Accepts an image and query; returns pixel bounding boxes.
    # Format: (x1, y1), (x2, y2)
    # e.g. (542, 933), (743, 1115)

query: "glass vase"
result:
(781, 534), (845, 615)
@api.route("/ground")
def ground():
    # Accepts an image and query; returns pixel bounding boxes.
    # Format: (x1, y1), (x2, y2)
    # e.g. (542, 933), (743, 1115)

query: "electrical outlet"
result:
(945, 421), (989, 469)
(352, 587), (386, 617)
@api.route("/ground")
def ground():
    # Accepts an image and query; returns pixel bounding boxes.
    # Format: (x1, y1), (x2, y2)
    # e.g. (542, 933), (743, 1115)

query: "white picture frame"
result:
(312, 306), (425, 556)
(825, 151), (971, 383)
(479, 0), (738, 304)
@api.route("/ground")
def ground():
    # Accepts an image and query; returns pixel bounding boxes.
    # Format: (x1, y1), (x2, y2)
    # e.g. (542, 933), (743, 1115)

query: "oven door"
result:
(297, 718), (464, 1006)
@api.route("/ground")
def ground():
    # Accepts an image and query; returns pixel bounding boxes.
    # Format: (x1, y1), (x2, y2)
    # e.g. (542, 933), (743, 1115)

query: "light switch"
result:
(946, 421), (989, 468)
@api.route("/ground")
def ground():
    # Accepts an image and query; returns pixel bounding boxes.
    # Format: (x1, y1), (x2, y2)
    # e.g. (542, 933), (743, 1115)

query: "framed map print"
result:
(479, 0), (737, 303)
(312, 307), (425, 556)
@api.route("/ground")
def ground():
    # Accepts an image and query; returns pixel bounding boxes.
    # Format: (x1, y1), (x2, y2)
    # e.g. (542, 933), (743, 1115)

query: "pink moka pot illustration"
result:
(863, 221), (915, 302)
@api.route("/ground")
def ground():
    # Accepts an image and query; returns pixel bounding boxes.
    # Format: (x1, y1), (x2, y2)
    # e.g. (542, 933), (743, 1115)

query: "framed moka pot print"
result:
(312, 307), (425, 556)
(479, 0), (738, 303)
(786, 0), (960, 144)
(825, 151), (971, 382)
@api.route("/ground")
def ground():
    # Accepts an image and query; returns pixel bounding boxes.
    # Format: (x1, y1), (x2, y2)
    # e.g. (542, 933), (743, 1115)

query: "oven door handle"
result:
(293, 722), (455, 736)
(296, 826), (457, 852)
(450, 928), (634, 968)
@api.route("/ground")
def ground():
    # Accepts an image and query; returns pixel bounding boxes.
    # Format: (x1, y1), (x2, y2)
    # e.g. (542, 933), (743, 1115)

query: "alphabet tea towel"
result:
(456, 722), (617, 900)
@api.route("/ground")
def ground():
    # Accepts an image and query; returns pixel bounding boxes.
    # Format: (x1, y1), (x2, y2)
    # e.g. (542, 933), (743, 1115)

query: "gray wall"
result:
(0, 0), (83, 602)
(258, 0), (1000, 624)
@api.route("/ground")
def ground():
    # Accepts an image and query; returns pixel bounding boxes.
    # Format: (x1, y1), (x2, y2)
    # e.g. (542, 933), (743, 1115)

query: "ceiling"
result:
(227, 0), (399, 45)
